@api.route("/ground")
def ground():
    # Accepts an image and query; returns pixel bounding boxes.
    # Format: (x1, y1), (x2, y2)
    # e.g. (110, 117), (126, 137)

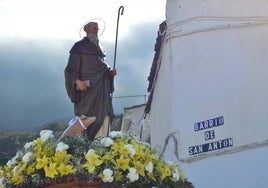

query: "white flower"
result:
(109, 131), (123, 138)
(12, 165), (19, 174)
(172, 169), (180, 181)
(6, 161), (12, 167)
(86, 149), (95, 156)
(125, 144), (136, 156)
(100, 137), (114, 147)
(6, 154), (18, 167)
(22, 152), (33, 163)
(56, 142), (69, 152)
(102, 169), (114, 183)
(24, 141), (34, 150)
(6, 159), (14, 167)
(0, 177), (5, 188)
(145, 162), (153, 173)
(127, 167), (139, 182)
(39, 130), (54, 141)
(140, 141), (151, 148)
(126, 130), (139, 139)
(165, 160), (175, 167)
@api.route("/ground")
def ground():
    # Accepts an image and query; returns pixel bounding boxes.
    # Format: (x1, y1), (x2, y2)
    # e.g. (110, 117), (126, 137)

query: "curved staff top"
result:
(113, 6), (124, 71)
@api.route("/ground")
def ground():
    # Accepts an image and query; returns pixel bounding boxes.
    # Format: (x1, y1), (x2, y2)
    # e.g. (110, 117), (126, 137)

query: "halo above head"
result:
(79, 18), (106, 38)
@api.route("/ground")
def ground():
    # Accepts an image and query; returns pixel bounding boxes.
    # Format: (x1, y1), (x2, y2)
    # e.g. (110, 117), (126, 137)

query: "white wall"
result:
(150, 0), (268, 187)
(121, 104), (150, 142)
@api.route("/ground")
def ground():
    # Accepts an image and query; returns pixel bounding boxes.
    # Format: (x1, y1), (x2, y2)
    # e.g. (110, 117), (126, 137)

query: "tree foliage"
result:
(0, 122), (68, 159)
(0, 131), (35, 158)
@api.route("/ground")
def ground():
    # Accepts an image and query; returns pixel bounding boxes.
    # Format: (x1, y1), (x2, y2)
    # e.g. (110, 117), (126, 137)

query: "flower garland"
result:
(0, 130), (187, 188)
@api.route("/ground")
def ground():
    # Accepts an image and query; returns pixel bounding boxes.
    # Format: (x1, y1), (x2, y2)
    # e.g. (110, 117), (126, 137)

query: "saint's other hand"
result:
(75, 79), (87, 91)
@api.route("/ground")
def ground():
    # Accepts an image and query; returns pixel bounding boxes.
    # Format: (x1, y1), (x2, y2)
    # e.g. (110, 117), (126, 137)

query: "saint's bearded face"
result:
(85, 24), (99, 36)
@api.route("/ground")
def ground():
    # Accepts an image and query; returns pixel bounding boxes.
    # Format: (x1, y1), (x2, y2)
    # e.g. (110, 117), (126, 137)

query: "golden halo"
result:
(79, 18), (106, 38)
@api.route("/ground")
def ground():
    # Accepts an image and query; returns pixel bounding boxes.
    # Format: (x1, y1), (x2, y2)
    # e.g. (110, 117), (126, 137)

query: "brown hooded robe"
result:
(64, 37), (114, 140)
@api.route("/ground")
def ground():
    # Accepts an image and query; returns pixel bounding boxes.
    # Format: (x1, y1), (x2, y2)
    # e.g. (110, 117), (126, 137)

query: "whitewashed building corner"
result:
(146, 0), (268, 187)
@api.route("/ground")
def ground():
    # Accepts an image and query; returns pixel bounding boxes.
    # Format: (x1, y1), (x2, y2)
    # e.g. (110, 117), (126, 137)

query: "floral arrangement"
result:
(0, 130), (188, 188)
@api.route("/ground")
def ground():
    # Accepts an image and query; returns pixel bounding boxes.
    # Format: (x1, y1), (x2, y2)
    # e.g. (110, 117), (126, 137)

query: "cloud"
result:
(0, 38), (73, 130)
(0, 21), (160, 130)
(0, 0), (166, 41)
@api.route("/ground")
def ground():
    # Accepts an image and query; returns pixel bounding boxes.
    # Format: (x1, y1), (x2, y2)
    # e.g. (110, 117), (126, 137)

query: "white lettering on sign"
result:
(194, 116), (224, 132)
(204, 130), (215, 140)
(189, 138), (233, 155)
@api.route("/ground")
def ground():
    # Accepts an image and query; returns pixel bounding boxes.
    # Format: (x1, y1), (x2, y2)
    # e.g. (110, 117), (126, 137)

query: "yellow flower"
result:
(44, 163), (58, 178)
(133, 161), (145, 176)
(57, 163), (74, 176)
(131, 139), (147, 153)
(179, 169), (185, 182)
(83, 150), (103, 173)
(147, 172), (156, 181)
(159, 164), (171, 180)
(3, 166), (12, 180)
(33, 138), (43, 149)
(11, 173), (23, 185)
(110, 142), (123, 154)
(26, 165), (35, 175)
(115, 155), (130, 171)
(0, 169), (3, 177)
(17, 163), (27, 174)
(53, 151), (71, 164)
(36, 155), (50, 169)
(119, 145), (131, 155)
(33, 138), (54, 157)
(102, 152), (115, 162)
(114, 170), (123, 181)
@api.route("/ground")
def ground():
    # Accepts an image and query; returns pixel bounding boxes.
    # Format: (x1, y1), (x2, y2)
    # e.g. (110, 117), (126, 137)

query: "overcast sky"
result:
(0, 0), (167, 130)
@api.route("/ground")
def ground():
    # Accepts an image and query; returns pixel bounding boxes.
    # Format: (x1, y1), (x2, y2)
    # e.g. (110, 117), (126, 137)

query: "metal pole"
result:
(107, 6), (124, 136)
